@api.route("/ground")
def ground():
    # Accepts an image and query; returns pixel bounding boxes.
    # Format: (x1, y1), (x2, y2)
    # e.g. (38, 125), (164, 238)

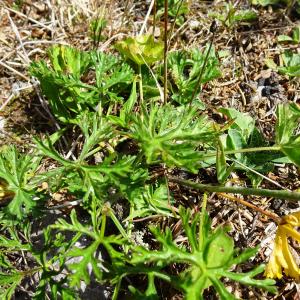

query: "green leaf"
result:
(30, 47), (134, 123)
(0, 146), (40, 219)
(90, 50), (134, 103)
(67, 241), (102, 287)
(278, 35), (294, 43)
(221, 265), (277, 294)
(275, 103), (300, 166)
(109, 79), (137, 128)
(168, 47), (221, 104)
(52, 209), (127, 289)
(280, 136), (300, 166)
(115, 35), (164, 66)
(292, 26), (300, 43)
(0, 271), (23, 299)
(226, 129), (247, 160)
(209, 3), (257, 28)
(275, 103), (300, 145)
(272, 50), (300, 77)
(48, 45), (90, 78)
(126, 184), (174, 220)
(234, 10), (258, 23)
(128, 273), (159, 300)
(208, 276), (237, 300)
(219, 108), (255, 140)
(129, 104), (217, 173)
(157, 0), (189, 25)
(126, 207), (277, 298)
(204, 229), (234, 268)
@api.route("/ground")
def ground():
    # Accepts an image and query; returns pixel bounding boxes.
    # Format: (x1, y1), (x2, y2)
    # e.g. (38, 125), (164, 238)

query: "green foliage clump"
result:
(266, 50), (300, 77)
(2, 24), (300, 298)
(209, 2), (257, 28)
(30, 45), (134, 123)
(168, 46), (221, 104)
(124, 207), (277, 299)
(156, 0), (190, 25)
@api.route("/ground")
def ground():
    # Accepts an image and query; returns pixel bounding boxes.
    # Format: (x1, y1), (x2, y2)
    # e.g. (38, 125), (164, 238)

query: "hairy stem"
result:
(202, 145), (281, 159)
(138, 64), (144, 105)
(169, 177), (300, 201)
(163, 0), (168, 103)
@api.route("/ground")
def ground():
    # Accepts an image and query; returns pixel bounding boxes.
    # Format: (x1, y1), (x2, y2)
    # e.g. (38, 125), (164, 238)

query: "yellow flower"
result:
(265, 211), (300, 280)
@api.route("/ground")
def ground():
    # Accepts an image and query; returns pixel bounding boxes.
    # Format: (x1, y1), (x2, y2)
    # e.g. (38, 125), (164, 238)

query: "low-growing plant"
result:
(278, 26), (300, 44)
(2, 17), (300, 298)
(122, 206), (277, 300)
(156, 0), (189, 25)
(209, 2), (257, 28)
(168, 46), (221, 104)
(30, 45), (134, 123)
(89, 15), (107, 48)
(266, 50), (300, 77)
(252, 0), (300, 15)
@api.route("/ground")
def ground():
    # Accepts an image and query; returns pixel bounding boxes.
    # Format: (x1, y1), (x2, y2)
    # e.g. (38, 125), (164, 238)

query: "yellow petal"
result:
(283, 223), (300, 243)
(265, 216), (300, 280)
(282, 211), (300, 226)
(265, 250), (283, 279)
(281, 225), (300, 280)
(265, 230), (284, 279)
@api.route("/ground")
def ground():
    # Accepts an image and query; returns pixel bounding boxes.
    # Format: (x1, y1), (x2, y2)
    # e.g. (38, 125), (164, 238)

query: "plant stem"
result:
(218, 192), (281, 224)
(100, 213), (106, 240)
(152, 0), (157, 37)
(138, 64), (144, 105)
(169, 177), (300, 201)
(199, 192), (208, 249)
(109, 210), (128, 239)
(202, 145), (281, 159)
(189, 25), (216, 105)
(112, 279), (122, 300)
(163, 0), (168, 104)
(167, 0), (185, 51)
(223, 146), (281, 155)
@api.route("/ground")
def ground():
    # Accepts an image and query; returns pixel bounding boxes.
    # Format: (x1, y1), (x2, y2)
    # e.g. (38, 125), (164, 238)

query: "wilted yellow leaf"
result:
(265, 211), (300, 280)
(115, 35), (164, 66)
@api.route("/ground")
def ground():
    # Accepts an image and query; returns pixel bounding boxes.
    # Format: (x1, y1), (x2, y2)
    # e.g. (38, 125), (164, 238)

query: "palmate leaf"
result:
(0, 146), (40, 219)
(168, 47), (221, 105)
(128, 207), (276, 299)
(48, 45), (91, 78)
(52, 209), (126, 288)
(0, 271), (23, 299)
(90, 51), (134, 103)
(34, 112), (137, 201)
(129, 104), (217, 173)
(125, 184), (174, 220)
(30, 46), (134, 123)
(35, 135), (137, 201)
(156, 0), (189, 25)
(67, 241), (103, 287)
